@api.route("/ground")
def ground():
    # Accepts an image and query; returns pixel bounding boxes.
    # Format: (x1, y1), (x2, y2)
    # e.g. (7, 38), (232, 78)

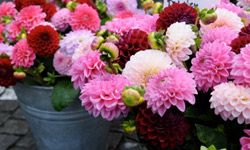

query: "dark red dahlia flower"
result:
(14, 0), (46, 11)
(230, 35), (250, 54)
(41, 3), (57, 21)
(116, 29), (150, 68)
(239, 24), (250, 37)
(27, 25), (59, 57)
(136, 105), (190, 150)
(76, 0), (96, 9)
(0, 57), (16, 87)
(156, 3), (197, 31)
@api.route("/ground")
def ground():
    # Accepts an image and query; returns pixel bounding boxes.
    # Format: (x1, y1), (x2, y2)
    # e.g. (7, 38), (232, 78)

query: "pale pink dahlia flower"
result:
(122, 50), (174, 86)
(0, 43), (13, 56)
(106, 0), (138, 16)
(0, 2), (17, 19)
(200, 8), (244, 33)
(53, 50), (72, 76)
(231, 44), (250, 87)
(15, 5), (46, 32)
(69, 4), (100, 32)
(69, 51), (105, 90)
(191, 42), (235, 92)
(201, 27), (238, 46)
(210, 82), (250, 124)
(102, 14), (158, 35)
(51, 8), (70, 32)
(165, 22), (196, 65)
(217, 1), (244, 15)
(145, 68), (197, 117)
(240, 129), (250, 150)
(11, 39), (36, 68)
(80, 74), (130, 121)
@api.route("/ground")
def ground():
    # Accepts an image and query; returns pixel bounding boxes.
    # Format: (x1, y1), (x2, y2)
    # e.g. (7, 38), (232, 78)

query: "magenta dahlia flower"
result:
(69, 4), (100, 32)
(241, 130), (250, 150)
(201, 27), (238, 46)
(80, 74), (130, 121)
(51, 8), (70, 32)
(0, 2), (17, 19)
(11, 39), (36, 68)
(191, 42), (235, 92)
(15, 5), (46, 32)
(231, 44), (250, 87)
(69, 51), (105, 90)
(53, 50), (72, 76)
(145, 68), (197, 116)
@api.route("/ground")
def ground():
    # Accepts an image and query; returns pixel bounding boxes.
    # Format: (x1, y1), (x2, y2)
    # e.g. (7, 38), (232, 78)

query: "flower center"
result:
(116, 2), (126, 11)
(0, 68), (7, 77)
(41, 33), (50, 41)
(83, 15), (90, 21)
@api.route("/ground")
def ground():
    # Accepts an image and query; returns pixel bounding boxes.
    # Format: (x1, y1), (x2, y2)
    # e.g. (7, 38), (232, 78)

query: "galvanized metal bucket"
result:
(14, 83), (110, 150)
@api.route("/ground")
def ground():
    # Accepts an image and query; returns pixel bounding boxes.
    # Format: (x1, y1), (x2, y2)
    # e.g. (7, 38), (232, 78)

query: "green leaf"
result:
(196, 124), (227, 149)
(51, 79), (79, 111)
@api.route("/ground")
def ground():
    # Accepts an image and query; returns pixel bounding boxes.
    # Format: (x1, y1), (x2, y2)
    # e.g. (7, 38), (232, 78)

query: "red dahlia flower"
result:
(230, 35), (250, 54)
(136, 105), (190, 150)
(156, 3), (197, 31)
(14, 0), (46, 11)
(27, 25), (60, 57)
(0, 57), (16, 87)
(41, 3), (57, 21)
(116, 29), (150, 68)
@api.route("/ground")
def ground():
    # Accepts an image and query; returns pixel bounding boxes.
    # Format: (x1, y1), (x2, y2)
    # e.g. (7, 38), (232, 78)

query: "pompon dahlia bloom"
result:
(0, 57), (16, 87)
(7, 21), (21, 41)
(210, 82), (250, 124)
(59, 30), (95, 56)
(201, 27), (238, 46)
(80, 74), (130, 121)
(237, 0), (250, 9)
(51, 8), (70, 32)
(53, 51), (72, 76)
(156, 3), (197, 31)
(69, 51), (105, 90)
(115, 10), (134, 19)
(14, 0), (46, 11)
(136, 105), (191, 149)
(0, 2), (17, 19)
(122, 50), (174, 86)
(27, 25), (59, 57)
(145, 68), (197, 116)
(106, 0), (137, 16)
(117, 29), (150, 68)
(165, 22), (196, 65)
(11, 39), (36, 68)
(240, 130), (250, 150)
(231, 44), (250, 87)
(102, 14), (158, 35)
(230, 35), (250, 54)
(200, 8), (244, 33)
(0, 44), (13, 57)
(217, 1), (244, 15)
(191, 42), (235, 92)
(15, 5), (46, 32)
(69, 4), (100, 32)
(41, 3), (57, 21)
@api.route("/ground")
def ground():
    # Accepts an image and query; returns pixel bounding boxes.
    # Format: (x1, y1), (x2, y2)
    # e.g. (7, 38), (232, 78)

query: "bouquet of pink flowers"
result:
(1, 0), (250, 149)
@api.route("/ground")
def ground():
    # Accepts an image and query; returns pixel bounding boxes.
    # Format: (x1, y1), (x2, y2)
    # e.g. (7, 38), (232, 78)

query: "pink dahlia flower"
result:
(102, 14), (158, 35)
(53, 50), (72, 76)
(217, 1), (244, 15)
(115, 10), (134, 19)
(15, 5), (46, 32)
(6, 21), (21, 42)
(145, 68), (197, 117)
(69, 4), (100, 32)
(51, 8), (70, 32)
(0, 43), (13, 57)
(191, 42), (235, 92)
(201, 27), (238, 46)
(210, 82), (250, 124)
(11, 39), (36, 68)
(231, 44), (250, 87)
(0, 2), (17, 19)
(69, 51), (105, 90)
(240, 130), (250, 150)
(80, 74), (130, 121)
(106, 0), (137, 16)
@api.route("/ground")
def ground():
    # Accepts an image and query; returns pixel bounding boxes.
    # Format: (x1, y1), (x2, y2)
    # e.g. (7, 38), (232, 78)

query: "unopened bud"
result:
(91, 36), (105, 50)
(141, 0), (154, 10)
(152, 2), (163, 14)
(122, 120), (136, 134)
(99, 42), (119, 60)
(96, 29), (108, 37)
(200, 9), (217, 25)
(148, 32), (164, 50)
(106, 35), (119, 44)
(66, 1), (78, 11)
(14, 71), (26, 80)
(122, 86), (145, 107)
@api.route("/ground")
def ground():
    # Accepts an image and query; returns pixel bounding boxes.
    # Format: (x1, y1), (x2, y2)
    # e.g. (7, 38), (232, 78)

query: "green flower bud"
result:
(99, 42), (119, 60)
(1, 16), (12, 24)
(96, 29), (108, 37)
(141, 0), (154, 10)
(66, 1), (78, 11)
(200, 8), (217, 25)
(122, 120), (136, 134)
(106, 35), (119, 44)
(152, 2), (163, 14)
(122, 86), (145, 107)
(91, 36), (105, 50)
(96, 0), (107, 14)
(13, 71), (26, 80)
(148, 32), (164, 50)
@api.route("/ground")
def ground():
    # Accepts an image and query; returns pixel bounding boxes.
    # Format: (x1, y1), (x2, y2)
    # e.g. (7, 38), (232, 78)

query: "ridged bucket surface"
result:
(14, 83), (110, 150)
